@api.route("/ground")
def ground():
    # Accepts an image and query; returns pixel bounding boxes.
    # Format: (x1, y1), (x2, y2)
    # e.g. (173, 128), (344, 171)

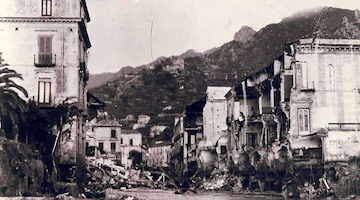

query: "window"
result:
(247, 132), (257, 147)
(111, 142), (116, 152)
(38, 78), (52, 104)
(129, 138), (133, 146)
(283, 75), (293, 101)
(298, 108), (310, 135)
(111, 129), (116, 138)
(220, 145), (227, 155)
(98, 142), (104, 154)
(42, 0), (52, 16)
(296, 62), (308, 89)
(120, 138), (123, 145)
(38, 35), (53, 65)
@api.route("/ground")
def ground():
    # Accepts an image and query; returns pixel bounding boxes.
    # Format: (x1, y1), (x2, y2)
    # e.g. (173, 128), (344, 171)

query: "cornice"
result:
(297, 44), (360, 54)
(0, 17), (82, 23)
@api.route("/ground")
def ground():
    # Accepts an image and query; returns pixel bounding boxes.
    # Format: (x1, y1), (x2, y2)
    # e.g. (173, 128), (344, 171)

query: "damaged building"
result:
(223, 38), (360, 191)
(0, 0), (92, 188)
(170, 97), (206, 177)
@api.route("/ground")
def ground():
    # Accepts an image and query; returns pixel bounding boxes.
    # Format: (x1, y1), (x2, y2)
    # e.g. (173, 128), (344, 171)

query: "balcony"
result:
(328, 123), (360, 131)
(34, 54), (56, 67)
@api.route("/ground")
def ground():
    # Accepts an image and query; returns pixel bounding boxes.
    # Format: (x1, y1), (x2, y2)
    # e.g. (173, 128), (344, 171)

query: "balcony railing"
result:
(328, 123), (360, 131)
(34, 54), (56, 67)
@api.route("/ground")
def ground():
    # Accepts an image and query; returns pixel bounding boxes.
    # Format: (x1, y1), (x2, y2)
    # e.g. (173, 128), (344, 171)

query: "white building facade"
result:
(203, 86), (231, 144)
(147, 142), (171, 168)
(119, 129), (142, 168)
(0, 0), (91, 183)
(289, 39), (360, 162)
(86, 119), (122, 157)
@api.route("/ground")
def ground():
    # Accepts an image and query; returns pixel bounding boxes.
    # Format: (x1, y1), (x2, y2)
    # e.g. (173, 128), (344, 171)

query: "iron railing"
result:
(34, 54), (56, 67)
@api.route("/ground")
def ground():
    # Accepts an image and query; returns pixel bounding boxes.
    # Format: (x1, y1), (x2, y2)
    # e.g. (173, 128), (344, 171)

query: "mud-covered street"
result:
(105, 188), (283, 200)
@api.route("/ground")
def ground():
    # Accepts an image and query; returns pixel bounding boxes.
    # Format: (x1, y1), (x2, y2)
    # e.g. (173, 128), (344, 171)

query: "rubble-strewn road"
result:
(106, 188), (284, 200)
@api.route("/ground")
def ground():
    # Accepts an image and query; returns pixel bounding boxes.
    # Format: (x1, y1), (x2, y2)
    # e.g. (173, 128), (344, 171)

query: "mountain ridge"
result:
(89, 7), (360, 126)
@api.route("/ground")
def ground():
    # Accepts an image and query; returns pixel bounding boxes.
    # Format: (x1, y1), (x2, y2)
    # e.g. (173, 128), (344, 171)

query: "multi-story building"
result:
(231, 51), (321, 168)
(170, 115), (185, 176)
(86, 119), (121, 158)
(225, 84), (259, 152)
(119, 129), (142, 168)
(203, 86), (231, 145)
(170, 98), (205, 175)
(289, 38), (360, 163)
(146, 141), (171, 168)
(0, 0), (91, 185)
(230, 38), (360, 169)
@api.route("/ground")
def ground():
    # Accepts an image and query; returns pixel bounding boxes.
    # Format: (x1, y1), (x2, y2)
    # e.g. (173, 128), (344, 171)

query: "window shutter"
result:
(39, 37), (45, 54)
(45, 37), (52, 54)
(38, 36), (52, 65)
(298, 108), (310, 135)
(302, 62), (308, 88)
(296, 62), (308, 89)
(304, 109), (309, 131)
(284, 75), (293, 101)
(298, 109), (304, 132)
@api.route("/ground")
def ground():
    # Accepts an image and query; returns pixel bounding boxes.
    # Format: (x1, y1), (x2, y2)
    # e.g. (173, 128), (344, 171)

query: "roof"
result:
(122, 129), (141, 135)
(93, 119), (121, 127)
(185, 97), (206, 113)
(87, 92), (106, 108)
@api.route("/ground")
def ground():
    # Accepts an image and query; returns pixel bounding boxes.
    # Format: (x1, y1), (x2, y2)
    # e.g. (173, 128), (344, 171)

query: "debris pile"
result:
(84, 159), (177, 198)
(202, 173), (228, 190)
(325, 159), (360, 198)
(84, 162), (127, 198)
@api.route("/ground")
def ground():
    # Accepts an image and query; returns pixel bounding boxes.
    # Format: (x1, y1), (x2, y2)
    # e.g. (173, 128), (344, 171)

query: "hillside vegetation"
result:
(89, 7), (360, 127)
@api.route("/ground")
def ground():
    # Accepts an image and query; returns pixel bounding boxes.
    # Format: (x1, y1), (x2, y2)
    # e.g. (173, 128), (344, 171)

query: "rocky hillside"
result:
(89, 7), (360, 126)
(234, 26), (256, 43)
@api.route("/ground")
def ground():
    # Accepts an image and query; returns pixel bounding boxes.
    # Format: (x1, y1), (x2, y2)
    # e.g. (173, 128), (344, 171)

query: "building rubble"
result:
(83, 158), (177, 198)
(183, 146), (360, 199)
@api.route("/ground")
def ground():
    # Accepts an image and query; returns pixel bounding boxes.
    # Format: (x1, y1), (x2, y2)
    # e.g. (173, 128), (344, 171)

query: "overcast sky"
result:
(87, 0), (359, 74)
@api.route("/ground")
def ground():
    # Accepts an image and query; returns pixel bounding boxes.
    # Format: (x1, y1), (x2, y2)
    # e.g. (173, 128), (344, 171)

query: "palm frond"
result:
(6, 83), (28, 98)
(0, 67), (17, 75)
(0, 73), (23, 82)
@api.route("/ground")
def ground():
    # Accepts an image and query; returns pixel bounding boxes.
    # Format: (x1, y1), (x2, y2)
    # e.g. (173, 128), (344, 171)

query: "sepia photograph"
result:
(0, 0), (360, 199)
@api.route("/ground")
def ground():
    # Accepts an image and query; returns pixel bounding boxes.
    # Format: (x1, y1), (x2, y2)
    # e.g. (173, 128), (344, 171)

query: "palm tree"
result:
(0, 53), (28, 141)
